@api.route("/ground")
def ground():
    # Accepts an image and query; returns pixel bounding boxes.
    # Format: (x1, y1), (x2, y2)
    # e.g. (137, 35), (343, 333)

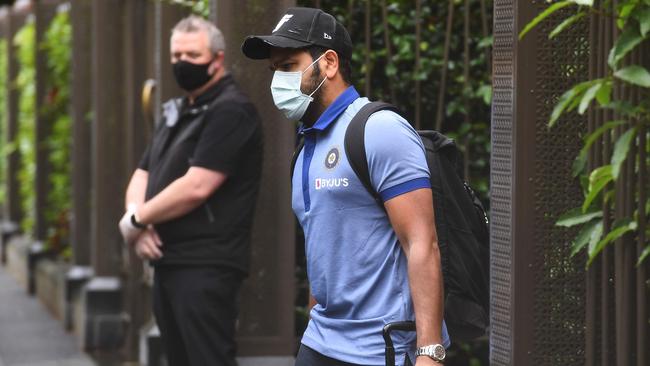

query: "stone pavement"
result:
(0, 264), (96, 366)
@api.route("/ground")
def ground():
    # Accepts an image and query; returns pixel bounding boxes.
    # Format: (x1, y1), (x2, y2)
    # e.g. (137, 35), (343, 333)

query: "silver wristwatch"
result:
(415, 344), (446, 363)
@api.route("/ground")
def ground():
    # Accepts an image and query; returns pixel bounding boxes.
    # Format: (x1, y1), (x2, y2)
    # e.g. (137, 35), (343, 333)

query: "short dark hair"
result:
(308, 46), (352, 85)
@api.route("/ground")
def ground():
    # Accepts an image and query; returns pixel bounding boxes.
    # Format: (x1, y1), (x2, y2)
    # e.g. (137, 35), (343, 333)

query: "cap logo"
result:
(273, 14), (293, 33)
(323, 33), (332, 40)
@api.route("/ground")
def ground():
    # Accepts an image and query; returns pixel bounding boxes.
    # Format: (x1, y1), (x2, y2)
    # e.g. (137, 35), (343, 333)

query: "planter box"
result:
(35, 258), (70, 320)
(6, 235), (32, 289)
(0, 220), (20, 264)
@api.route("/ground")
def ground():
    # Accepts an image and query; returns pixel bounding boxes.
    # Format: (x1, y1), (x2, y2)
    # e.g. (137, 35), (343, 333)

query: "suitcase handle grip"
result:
(383, 321), (416, 366)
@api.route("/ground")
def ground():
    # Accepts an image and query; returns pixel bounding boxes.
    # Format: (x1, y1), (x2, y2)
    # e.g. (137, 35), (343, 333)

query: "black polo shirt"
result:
(138, 74), (263, 274)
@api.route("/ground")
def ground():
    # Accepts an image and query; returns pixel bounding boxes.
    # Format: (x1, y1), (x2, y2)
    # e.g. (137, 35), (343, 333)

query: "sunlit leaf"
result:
(570, 0), (593, 5)
(595, 81), (612, 105)
(614, 65), (650, 88)
(572, 120), (626, 177)
(586, 220), (604, 261)
(588, 219), (637, 266)
(557, 208), (603, 227)
(579, 82), (601, 114)
(617, 3), (636, 29)
(608, 26), (643, 69)
(636, 7), (650, 37)
(611, 128), (637, 179)
(583, 165), (613, 212)
(550, 11), (586, 39)
(571, 219), (603, 257)
(519, 1), (573, 40)
(638, 245), (650, 266)
(549, 81), (594, 127)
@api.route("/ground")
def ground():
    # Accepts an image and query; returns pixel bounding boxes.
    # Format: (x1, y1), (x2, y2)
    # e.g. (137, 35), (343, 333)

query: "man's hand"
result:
(414, 356), (442, 366)
(119, 204), (144, 245)
(134, 228), (163, 260)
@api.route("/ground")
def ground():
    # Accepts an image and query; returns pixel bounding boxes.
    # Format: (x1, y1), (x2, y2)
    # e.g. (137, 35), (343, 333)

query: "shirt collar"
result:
(299, 86), (360, 134)
(183, 73), (234, 110)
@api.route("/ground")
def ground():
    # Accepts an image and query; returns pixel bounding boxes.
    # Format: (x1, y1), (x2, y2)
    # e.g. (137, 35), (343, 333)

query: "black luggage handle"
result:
(383, 321), (416, 366)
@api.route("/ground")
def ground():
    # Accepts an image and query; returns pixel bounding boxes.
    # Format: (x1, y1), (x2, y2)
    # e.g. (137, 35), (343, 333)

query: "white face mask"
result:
(270, 54), (327, 121)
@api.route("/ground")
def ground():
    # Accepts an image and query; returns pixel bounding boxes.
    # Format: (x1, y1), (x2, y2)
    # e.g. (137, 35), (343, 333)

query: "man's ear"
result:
(322, 50), (339, 79)
(210, 51), (225, 73)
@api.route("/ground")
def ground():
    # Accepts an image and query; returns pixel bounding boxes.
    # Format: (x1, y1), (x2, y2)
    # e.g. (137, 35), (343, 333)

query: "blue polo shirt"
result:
(293, 86), (450, 365)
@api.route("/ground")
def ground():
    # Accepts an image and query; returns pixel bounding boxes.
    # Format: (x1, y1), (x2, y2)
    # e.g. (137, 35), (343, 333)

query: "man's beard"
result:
(301, 64), (326, 126)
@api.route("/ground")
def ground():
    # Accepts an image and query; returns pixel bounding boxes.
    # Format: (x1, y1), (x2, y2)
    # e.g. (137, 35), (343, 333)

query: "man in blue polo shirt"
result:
(242, 7), (449, 366)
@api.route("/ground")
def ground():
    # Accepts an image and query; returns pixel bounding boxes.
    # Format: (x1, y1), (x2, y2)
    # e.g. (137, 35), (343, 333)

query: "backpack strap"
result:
(290, 138), (305, 179)
(344, 102), (402, 204)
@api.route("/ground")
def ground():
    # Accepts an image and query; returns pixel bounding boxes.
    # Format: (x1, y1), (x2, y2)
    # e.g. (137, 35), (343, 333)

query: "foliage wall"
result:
(14, 17), (35, 233)
(42, 7), (72, 258)
(0, 39), (7, 205)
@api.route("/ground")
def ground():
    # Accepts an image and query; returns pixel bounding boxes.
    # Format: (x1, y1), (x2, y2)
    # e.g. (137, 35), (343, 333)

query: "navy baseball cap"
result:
(241, 7), (353, 60)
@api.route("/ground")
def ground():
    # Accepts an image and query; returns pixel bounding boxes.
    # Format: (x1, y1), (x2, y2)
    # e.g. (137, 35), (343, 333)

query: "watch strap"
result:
(130, 213), (147, 229)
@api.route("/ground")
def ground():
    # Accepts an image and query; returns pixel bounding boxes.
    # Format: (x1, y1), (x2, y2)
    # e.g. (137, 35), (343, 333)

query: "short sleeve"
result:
(364, 111), (430, 202)
(138, 145), (151, 171)
(190, 105), (259, 175)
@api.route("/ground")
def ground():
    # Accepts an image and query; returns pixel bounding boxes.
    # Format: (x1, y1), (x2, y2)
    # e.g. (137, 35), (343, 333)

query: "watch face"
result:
(433, 344), (446, 360)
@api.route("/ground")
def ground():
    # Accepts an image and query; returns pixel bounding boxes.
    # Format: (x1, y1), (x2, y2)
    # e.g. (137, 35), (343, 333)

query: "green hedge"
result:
(0, 39), (7, 205)
(41, 7), (72, 258)
(14, 17), (36, 234)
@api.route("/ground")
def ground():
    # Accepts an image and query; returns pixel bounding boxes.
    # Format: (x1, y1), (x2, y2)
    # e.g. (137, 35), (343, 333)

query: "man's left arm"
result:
(136, 166), (226, 225)
(384, 188), (444, 366)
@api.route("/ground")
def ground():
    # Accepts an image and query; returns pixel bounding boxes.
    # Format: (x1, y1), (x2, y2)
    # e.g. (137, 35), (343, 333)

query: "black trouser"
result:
(295, 344), (413, 366)
(153, 266), (243, 366)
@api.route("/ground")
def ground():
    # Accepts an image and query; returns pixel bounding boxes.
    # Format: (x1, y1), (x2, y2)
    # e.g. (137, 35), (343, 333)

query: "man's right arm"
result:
(125, 168), (149, 209)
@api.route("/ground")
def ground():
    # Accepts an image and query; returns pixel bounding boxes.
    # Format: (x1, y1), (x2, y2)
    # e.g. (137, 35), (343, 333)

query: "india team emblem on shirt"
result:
(325, 147), (340, 169)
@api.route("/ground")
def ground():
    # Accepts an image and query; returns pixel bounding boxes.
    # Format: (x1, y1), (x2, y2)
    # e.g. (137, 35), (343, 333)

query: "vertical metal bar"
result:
(636, 99), (648, 366)
(70, 0), (92, 265)
(216, 0), (297, 356)
(435, 0), (454, 132)
(364, 0), (371, 98)
(585, 7), (599, 365)
(462, 0), (470, 180)
(601, 5), (614, 364)
(479, 0), (491, 75)
(380, 0), (396, 103)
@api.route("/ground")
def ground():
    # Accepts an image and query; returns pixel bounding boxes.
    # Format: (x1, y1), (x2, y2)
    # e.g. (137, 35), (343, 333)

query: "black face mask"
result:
(172, 59), (214, 91)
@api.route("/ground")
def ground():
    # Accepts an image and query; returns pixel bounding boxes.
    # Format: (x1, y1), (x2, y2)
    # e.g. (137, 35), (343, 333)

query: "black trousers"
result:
(153, 266), (243, 366)
(295, 344), (413, 366)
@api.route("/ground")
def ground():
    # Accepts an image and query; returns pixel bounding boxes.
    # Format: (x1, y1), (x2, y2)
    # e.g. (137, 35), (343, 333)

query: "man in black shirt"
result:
(118, 15), (263, 366)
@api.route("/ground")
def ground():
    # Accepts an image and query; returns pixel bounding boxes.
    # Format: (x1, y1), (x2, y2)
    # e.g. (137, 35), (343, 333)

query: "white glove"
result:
(119, 203), (145, 245)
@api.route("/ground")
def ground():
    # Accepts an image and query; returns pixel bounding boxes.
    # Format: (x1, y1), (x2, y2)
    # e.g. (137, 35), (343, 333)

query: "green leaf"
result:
(549, 81), (594, 127)
(549, 11), (586, 39)
(571, 219), (603, 257)
(583, 165), (613, 212)
(611, 128), (637, 179)
(636, 7), (650, 37)
(608, 26), (643, 69)
(638, 245), (650, 266)
(586, 220), (604, 260)
(557, 208), (603, 227)
(519, 1), (573, 40)
(614, 65), (650, 88)
(579, 82), (601, 114)
(588, 219), (637, 266)
(617, 3), (636, 29)
(572, 120), (627, 177)
(595, 81), (612, 106)
(570, 0), (593, 5)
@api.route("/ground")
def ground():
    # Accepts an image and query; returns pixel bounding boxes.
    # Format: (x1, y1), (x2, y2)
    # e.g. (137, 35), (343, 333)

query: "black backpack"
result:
(291, 102), (490, 342)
